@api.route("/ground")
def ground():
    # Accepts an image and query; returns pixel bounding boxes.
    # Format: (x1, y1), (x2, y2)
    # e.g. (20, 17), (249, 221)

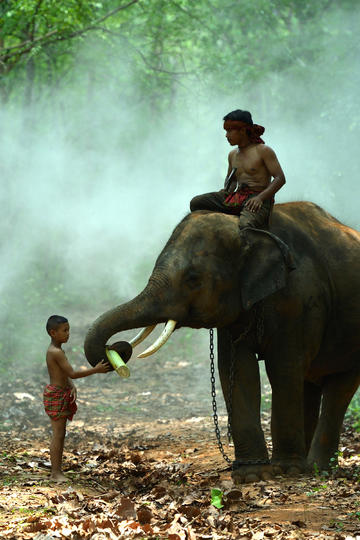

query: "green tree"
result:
(0, 0), (139, 105)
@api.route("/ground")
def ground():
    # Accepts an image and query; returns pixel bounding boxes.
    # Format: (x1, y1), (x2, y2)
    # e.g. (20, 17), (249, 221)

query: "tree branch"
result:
(98, 28), (195, 77)
(0, 0), (139, 63)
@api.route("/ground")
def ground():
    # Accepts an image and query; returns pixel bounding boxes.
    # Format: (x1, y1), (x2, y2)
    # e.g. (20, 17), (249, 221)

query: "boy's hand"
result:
(245, 195), (263, 213)
(70, 386), (77, 402)
(95, 359), (111, 373)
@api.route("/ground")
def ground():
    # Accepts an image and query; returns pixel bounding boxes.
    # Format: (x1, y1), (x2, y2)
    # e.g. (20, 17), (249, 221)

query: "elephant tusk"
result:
(137, 320), (177, 358)
(129, 325), (157, 347)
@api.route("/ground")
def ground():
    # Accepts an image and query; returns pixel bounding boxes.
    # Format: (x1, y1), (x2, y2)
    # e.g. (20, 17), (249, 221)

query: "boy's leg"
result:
(238, 203), (271, 229)
(50, 417), (68, 482)
(190, 191), (237, 214)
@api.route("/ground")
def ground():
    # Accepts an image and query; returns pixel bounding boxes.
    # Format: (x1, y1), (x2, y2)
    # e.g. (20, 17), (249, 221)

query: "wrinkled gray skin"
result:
(84, 202), (360, 483)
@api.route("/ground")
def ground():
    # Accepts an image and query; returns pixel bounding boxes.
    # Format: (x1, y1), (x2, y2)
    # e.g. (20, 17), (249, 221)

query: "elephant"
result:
(84, 201), (360, 483)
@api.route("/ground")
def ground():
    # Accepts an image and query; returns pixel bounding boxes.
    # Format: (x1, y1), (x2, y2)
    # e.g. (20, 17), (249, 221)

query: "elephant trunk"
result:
(84, 281), (173, 366)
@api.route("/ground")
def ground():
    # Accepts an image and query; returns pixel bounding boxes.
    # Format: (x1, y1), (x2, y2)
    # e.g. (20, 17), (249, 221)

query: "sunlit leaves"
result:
(1, 0), (358, 111)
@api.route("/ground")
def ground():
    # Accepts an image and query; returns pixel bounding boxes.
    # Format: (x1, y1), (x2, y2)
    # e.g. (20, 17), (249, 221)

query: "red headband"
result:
(223, 120), (265, 144)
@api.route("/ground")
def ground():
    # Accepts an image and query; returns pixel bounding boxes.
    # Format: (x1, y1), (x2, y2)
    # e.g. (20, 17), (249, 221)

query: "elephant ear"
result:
(239, 228), (295, 310)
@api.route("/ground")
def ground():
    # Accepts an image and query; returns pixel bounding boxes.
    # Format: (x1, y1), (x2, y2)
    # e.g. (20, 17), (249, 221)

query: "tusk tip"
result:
(137, 351), (151, 358)
(137, 319), (177, 359)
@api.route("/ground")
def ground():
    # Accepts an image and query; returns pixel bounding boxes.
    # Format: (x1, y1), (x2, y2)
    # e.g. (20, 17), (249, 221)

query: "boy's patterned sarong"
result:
(190, 189), (273, 229)
(224, 186), (259, 207)
(43, 384), (77, 421)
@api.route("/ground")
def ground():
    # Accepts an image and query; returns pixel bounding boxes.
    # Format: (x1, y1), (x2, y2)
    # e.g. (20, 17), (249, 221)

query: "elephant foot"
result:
(271, 458), (308, 477)
(307, 455), (338, 473)
(231, 461), (273, 484)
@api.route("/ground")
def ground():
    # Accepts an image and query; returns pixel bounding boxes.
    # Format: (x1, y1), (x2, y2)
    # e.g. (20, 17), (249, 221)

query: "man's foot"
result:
(50, 472), (69, 483)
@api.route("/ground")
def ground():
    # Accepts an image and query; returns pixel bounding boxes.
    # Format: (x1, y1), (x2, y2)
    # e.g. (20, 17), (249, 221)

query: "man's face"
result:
(51, 322), (70, 344)
(225, 127), (249, 147)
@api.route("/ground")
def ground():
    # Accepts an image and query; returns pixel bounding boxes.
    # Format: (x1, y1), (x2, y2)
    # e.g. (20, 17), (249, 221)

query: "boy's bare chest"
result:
(231, 148), (262, 174)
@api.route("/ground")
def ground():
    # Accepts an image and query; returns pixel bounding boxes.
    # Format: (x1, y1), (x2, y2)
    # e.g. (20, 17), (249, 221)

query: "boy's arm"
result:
(54, 349), (110, 379)
(68, 379), (77, 401)
(222, 153), (234, 192)
(257, 145), (286, 202)
(245, 146), (285, 213)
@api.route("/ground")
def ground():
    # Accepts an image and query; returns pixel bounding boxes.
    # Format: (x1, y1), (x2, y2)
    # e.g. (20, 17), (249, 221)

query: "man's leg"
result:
(50, 417), (68, 482)
(190, 191), (237, 214)
(238, 203), (271, 229)
(239, 203), (296, 271)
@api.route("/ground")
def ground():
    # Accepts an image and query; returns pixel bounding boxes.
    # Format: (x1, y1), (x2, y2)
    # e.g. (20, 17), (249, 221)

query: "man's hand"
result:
(245, 195), (263, 213)
(94, 359), (112, 373)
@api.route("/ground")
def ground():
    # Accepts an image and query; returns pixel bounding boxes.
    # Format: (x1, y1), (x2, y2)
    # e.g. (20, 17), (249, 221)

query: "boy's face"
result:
(225, 127), (250, 147)
(50, 322), (70, 344)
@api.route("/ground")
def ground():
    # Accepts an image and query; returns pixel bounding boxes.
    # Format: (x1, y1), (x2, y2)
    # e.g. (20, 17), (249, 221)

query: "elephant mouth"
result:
(132, 312), (218, 359)
(129, 320), (178, 358)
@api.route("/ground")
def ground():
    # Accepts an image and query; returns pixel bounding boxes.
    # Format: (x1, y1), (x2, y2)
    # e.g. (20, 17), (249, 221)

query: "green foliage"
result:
(1, 0), (359, 120)
(347, 390), (360, 431)
(1, 0), (360, 376)
(210, 488), (224, 509)
(306, 482), (328, 496)
(0, 243), (77, 375)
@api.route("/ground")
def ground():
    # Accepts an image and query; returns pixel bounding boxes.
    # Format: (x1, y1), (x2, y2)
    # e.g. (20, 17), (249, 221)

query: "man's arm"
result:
(257, 145), (286, 202)
(220, 152), (233, 191)
(54, 349), (110, 379)
(245, 146), (285, 212)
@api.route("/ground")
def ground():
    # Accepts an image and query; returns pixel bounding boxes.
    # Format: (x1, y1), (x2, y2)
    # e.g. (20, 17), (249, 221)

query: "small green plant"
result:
(211, 488), (224, 509)
(313, 462), (320, 477)
(329, 456), (337, 467)
(15, 508), (33, 514)
(328, 519), (344, 531)
(2, 476), (17, 486)
(306, 483), (328, 496)
(348, 510), (360, 520)
(347, 390), (360, 431)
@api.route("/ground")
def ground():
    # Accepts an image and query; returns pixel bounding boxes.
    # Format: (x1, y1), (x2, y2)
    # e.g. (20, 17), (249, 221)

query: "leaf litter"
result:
(1, 326), (360, 539)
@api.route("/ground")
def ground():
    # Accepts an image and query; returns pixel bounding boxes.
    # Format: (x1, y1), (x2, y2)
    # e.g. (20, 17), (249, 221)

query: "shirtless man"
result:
(43, 315), (110, 482)
(190, 109), (286, 229)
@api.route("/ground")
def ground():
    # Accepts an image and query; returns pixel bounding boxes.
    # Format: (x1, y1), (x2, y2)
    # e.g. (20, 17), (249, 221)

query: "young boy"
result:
(190, 109), (286, 230)
(44, 315), (110, 482)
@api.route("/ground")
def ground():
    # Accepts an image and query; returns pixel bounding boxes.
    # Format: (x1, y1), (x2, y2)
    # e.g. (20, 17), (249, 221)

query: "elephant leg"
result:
(307, 363), (360, 470)
(217, 329), (272, 483)
(265, 348), (307, 475)
(303, 381), (322, 455)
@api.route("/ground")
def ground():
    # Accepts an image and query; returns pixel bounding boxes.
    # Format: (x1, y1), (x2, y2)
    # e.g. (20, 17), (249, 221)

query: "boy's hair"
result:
(46, 315), (68, 335)
(223, 109), (253, 125)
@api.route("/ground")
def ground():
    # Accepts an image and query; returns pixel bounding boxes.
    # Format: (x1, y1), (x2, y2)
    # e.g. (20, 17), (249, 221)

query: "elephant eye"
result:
(185, 270), (202, 290)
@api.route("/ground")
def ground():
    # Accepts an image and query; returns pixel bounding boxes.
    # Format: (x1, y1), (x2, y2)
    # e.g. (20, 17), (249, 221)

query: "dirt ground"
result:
(1, 325), (360, 539)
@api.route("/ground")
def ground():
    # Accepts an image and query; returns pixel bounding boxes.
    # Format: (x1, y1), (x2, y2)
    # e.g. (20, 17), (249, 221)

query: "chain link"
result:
(209, 302), (265, 464)
(210, 328), (232, 464)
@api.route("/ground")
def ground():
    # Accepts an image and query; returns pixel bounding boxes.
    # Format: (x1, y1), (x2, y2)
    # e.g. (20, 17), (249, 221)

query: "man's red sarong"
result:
(224, 187), (259, 207)
(43, 384), (77, 421)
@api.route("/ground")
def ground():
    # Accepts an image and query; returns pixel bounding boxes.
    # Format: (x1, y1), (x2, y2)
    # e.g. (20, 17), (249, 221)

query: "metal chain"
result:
(210, 328), (232, 464)
(227, 337), (235, 442)
(210, 302), (265, 464)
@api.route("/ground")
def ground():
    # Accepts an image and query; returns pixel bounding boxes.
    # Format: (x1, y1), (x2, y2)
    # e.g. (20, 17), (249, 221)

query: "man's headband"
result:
(223, 119), (265, 144)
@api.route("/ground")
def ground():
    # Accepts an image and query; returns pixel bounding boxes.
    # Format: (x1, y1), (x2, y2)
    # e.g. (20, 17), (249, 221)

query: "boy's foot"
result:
(50, 472), (69, 483)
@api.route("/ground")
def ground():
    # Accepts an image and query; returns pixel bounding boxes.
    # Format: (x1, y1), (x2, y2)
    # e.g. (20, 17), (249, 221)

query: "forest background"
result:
(1, 0), (360, 421)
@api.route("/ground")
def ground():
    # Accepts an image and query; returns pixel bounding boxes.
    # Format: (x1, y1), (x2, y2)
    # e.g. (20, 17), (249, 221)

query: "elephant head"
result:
(84, 211), (293, 366)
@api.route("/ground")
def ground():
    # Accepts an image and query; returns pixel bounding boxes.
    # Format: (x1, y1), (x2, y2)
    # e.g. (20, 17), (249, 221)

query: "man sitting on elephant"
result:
(190, 109), (286, 230)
